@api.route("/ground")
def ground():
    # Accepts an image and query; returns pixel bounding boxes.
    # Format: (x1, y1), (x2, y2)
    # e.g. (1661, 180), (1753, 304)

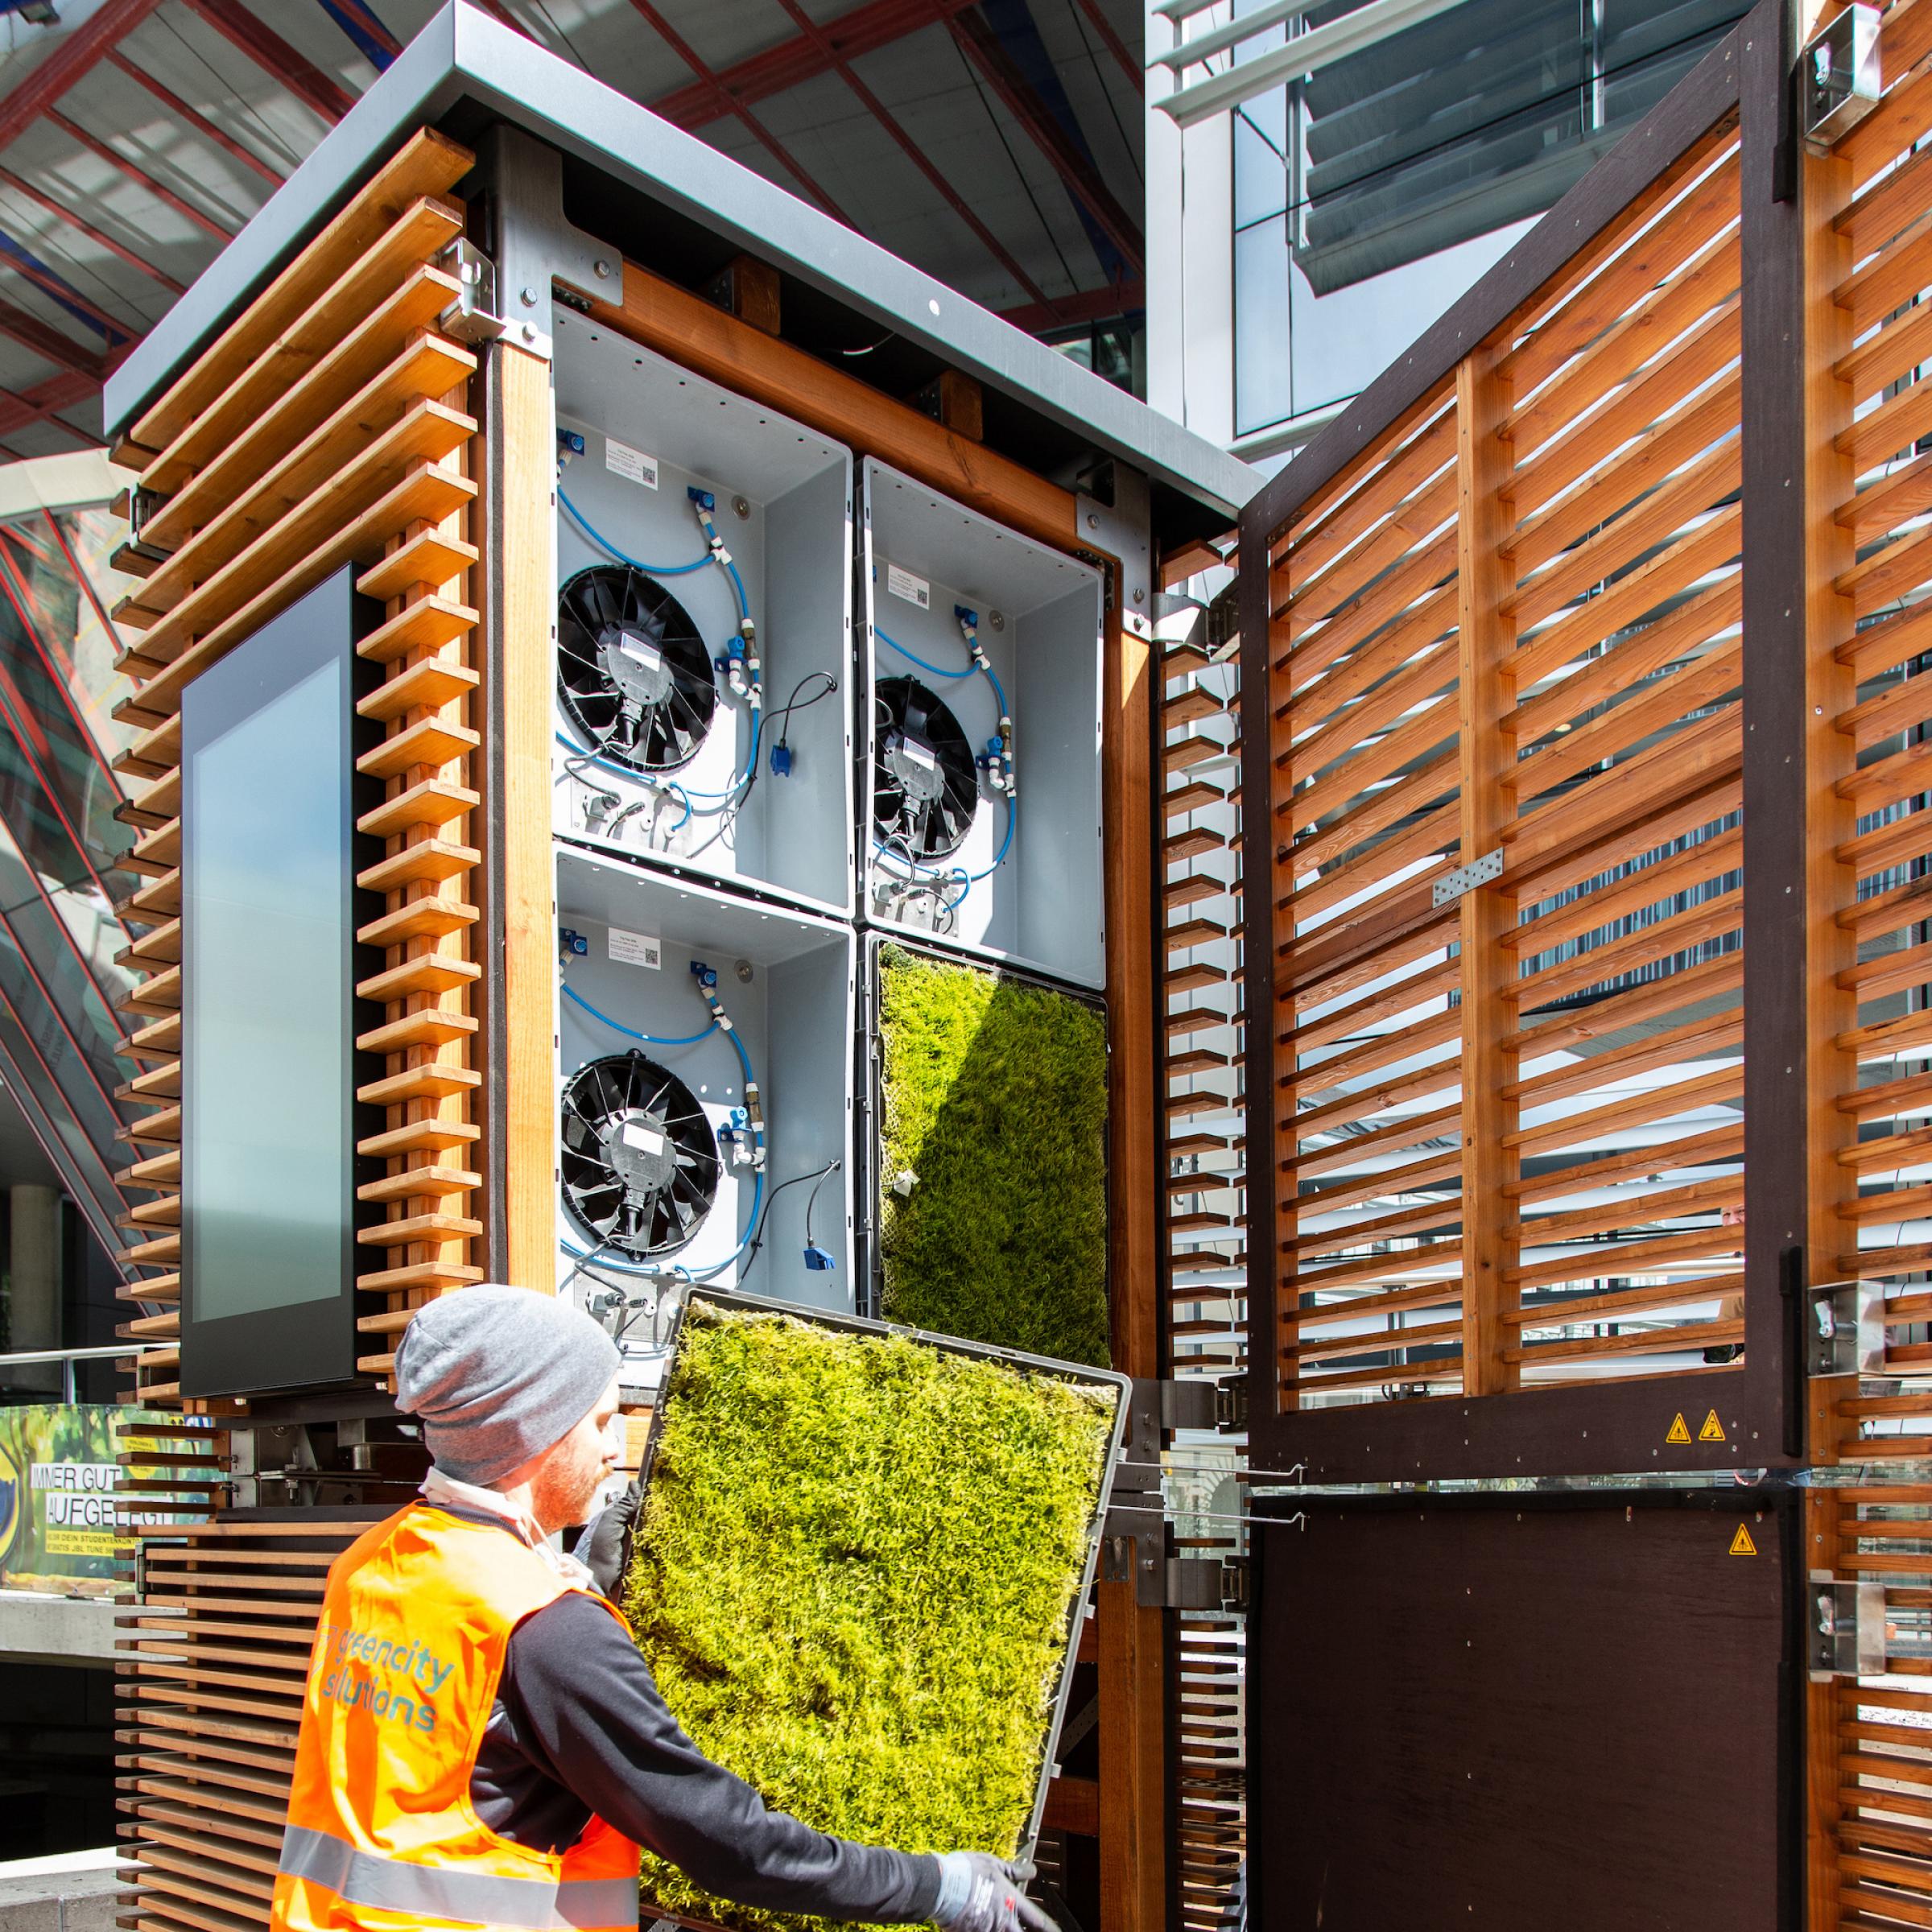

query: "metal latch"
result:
(1204, 582), (1239, 663)
(1430, 847), (1504, 908)
(1807, 1574), (1885, 1682)
(438, 238), (508, 345)
(1800, 3), (1880, 151)
(1166, 1555), (1249, 1613)
(1808, 1279), (1884, 1378)
(1160, 1375), (1248, 1435)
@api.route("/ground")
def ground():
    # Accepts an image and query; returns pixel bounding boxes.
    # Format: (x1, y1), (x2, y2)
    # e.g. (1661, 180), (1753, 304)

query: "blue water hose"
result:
(559, 488), (710, 574)
(561, 980), (716, 1046)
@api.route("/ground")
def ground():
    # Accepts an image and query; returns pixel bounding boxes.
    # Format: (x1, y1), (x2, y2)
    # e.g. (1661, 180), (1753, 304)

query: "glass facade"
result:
(0, 496), (146, 1394)
(1231, 0), (1750, 437)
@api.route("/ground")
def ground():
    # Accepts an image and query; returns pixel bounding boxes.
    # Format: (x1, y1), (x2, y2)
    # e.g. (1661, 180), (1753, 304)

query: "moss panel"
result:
(625, 1299), (1117, 1932)
(877, 945), (1109, 1366)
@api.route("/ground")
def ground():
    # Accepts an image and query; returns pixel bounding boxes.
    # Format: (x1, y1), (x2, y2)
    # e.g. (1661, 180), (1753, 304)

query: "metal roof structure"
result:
(0, 0), (1149, 459)
(101, 0), (1246, 516)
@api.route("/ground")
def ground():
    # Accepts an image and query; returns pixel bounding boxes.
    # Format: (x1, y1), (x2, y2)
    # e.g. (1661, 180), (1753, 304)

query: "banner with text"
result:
(0, 1404), (186, 1595)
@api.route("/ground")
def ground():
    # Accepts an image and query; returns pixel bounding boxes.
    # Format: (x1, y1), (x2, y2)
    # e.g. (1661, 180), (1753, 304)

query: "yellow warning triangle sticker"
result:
(1699, 1410), (1727, 1443)
(1666, 1412), (1692, 1444)
(1729, 1524), (1757, 1557)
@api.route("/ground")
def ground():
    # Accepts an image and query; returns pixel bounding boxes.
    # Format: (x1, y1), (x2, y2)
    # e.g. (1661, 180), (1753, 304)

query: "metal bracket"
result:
(1807, 1573), (1885, 1682)
(1160, 1375), (1248, 1435)
(1799, 2), (1880, 152)
(477, 125), (625, 364)
(1807, 1278), (1885, 1379)
(1430, 847), (1504, 907)
(1204, 581), (1239, 662)
(438, 237), (508, 347)
(1165, 1555), (1249, 1613)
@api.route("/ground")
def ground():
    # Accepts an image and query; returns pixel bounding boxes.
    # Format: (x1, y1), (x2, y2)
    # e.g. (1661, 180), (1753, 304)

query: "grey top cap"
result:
(103, 0), (1257, 523)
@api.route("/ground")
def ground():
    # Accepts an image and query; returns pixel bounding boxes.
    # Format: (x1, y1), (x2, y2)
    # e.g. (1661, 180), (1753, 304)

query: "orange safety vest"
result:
(270, 1501), (642, 1932)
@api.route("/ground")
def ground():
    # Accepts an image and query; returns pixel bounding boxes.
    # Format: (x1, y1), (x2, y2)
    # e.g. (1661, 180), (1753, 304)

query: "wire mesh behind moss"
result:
(624, 1300), (1118, 1932)
(877, 946), (1109, 1367)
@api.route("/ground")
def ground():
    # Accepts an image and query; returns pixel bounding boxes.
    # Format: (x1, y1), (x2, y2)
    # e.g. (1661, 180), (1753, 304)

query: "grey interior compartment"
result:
(554, 314), (854, 916)
(861, 457), (1104, 989)
(554, 846), (856, 1389)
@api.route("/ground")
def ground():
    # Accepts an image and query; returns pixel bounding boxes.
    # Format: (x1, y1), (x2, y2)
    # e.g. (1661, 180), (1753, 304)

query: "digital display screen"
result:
(180, 568), (374, 1397)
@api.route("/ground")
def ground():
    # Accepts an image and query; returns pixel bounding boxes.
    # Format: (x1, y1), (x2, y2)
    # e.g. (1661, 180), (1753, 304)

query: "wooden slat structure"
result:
(1229, 0), (1932, 1919)
(1158, 590), (1247, 1932)
(1258, 120), (1747, 1421)
(114, 1517), (372, 1932)
(107, 129), (482, 1407)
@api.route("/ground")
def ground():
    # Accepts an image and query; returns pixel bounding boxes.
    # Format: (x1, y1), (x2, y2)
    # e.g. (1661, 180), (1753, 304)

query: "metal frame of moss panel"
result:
(634, 1282), (1133, 1910)
(1236, 0), (1809, 1484)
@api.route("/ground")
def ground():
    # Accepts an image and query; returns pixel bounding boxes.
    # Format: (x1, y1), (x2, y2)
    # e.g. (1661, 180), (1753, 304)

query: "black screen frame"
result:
(179, 565), (383, 1399)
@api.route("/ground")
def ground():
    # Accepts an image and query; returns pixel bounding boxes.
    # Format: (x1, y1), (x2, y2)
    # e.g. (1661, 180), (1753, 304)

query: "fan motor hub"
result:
(600, 1107), (680, 1198)
(598, 622), (676, 710)
(884, 729), (946, 803)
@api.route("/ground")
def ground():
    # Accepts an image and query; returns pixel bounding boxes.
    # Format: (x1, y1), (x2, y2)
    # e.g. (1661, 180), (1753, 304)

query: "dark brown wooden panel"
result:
(1249, 1489), (1794, 1932)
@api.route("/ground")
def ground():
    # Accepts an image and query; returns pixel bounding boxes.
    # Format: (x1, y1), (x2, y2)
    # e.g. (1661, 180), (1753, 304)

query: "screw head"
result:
(522, 321), (538, 341)
(1088, 514), (1099, 530)
(1133, 587), (1145, 605)
(519, 285), (538, 306)
(593, 258), (612, 279)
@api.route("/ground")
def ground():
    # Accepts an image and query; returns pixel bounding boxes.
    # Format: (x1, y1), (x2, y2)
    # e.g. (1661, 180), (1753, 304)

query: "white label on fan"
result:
(885, 564), (930, 609)
(620, 1122), (666, 1158)
(617, 636), (663, 674)
(607, 927), (662, 970)
(605, 438), (658, 489)
(902, 738), (936, 771)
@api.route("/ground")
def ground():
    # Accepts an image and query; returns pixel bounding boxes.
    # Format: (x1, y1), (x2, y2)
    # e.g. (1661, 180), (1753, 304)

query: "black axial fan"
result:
(558, 563), (718, 773)
(873, 675), (979, 862)
(559, 1051), (720, 1260)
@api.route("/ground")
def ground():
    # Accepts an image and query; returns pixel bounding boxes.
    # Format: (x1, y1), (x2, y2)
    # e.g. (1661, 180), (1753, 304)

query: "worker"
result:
(268, 1286), (1050, 1932)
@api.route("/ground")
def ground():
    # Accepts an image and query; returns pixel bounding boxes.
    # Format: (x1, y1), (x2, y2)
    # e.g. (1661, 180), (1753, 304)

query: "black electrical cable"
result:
(803, 1163), (836, 1247)
(744, 1158), (842, 1267)
(770, 669), (838, 764)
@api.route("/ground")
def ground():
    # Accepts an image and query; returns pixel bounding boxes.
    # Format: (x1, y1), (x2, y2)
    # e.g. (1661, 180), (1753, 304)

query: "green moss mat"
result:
(877, 946), (1109, 1366)
(624, 1299), (1117, 1932)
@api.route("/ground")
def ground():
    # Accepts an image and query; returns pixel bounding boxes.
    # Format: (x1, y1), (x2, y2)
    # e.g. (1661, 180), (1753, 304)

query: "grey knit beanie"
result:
(394, 1285), (621, 1486)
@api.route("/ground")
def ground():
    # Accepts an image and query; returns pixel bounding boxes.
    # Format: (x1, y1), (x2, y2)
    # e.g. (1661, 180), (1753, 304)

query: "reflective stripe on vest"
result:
(279, 1825), (639, 1931)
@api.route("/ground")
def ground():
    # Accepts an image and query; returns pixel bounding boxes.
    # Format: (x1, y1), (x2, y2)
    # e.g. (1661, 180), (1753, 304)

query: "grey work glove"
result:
(931, 1853), (1053, 1932)
(575, 1480), (641, 1600)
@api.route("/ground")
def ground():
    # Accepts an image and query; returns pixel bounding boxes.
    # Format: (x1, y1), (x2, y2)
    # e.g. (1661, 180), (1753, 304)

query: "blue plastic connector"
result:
(954, 603), (978, 628)
(687, 487), (716, 510)
(689, 960), (717, 989)
(556, 429), (585, 457)
(803, 1244), (836, 1272)
(769, 741), (793, 778)
(559, 927), (588, 956)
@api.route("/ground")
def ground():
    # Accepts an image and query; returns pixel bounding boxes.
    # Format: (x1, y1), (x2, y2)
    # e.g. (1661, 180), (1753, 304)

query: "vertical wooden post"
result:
(1100, 561), (1166, 1932)
(1798, 18), (1859, 1929)
(1454, 348), (1517, 1395)
(481, 338), (557, 1292)
(1740, 2), (1853, 1922)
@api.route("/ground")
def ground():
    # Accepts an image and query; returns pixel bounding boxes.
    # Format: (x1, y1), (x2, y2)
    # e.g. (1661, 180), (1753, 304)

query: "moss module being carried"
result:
(624, 1296), (1123, 1932)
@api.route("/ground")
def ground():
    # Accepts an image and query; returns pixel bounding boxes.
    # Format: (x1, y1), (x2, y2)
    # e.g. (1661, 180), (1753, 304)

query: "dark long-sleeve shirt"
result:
(451, 1513), (940, 1924)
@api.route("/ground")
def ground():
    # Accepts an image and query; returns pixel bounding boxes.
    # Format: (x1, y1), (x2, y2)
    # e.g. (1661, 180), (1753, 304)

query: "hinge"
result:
(1204, 582), (1239, 662)
(1165, 1554), (1249, 1613)
(1430, 847), (1504, 908)
(1807, 1574), (1885, 1681)
(1160, 1375), (1247, 1435)
(1807, 1278), (1884, 1378)
(439, 238), (504, 343)
(1799, 2), (1880, 152)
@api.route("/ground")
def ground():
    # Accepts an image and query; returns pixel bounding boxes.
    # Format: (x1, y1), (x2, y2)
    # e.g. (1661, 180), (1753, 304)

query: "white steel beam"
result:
(1157, 0), (1474, 128)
